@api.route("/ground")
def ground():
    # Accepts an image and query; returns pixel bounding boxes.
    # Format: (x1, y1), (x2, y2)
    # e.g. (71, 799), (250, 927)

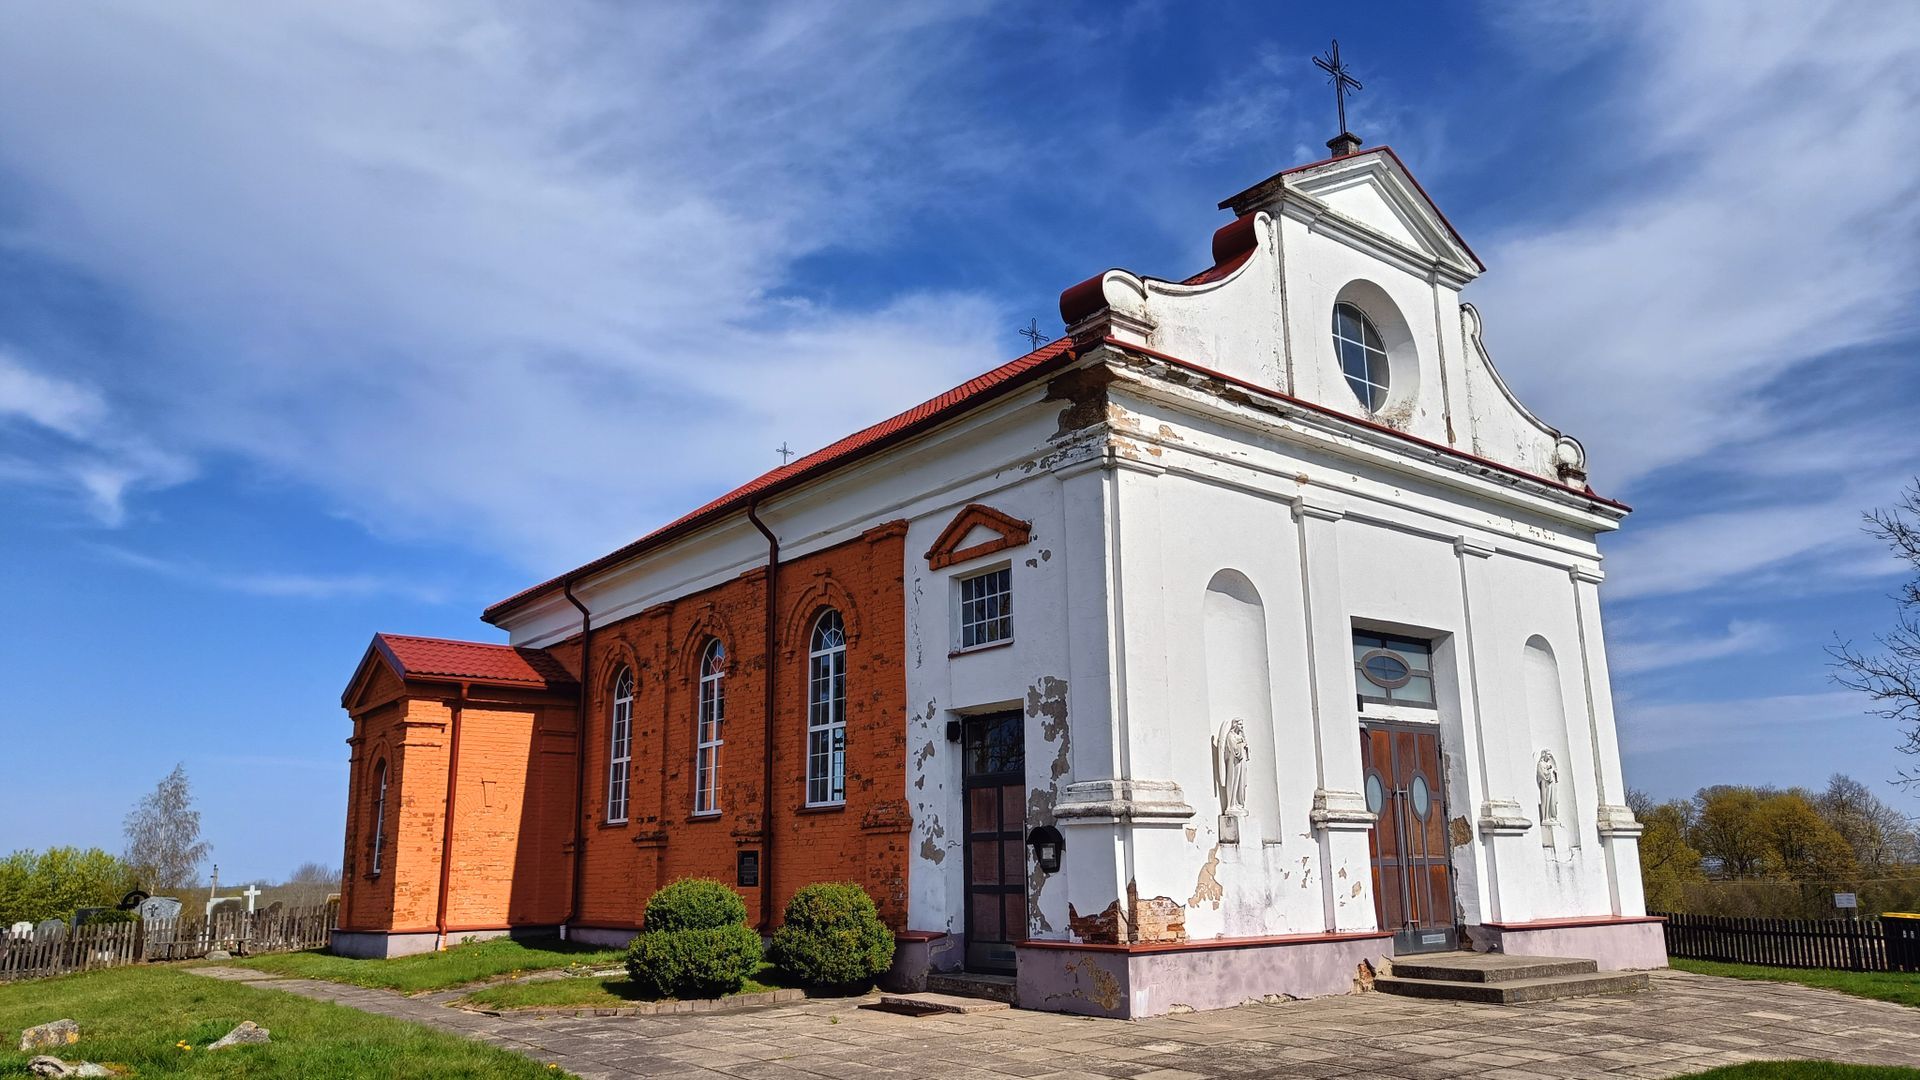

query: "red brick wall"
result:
(337, 519), (910, 936)
(552, 520), (910, 931)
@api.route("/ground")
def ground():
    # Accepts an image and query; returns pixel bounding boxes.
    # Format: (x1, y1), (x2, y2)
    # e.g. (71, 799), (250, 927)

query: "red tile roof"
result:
(372, 632), (575, 687)
(482, 337), (1081, 622)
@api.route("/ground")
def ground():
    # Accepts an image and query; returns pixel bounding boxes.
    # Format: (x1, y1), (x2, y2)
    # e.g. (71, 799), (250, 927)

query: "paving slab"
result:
(186, 966), (1920, 1079)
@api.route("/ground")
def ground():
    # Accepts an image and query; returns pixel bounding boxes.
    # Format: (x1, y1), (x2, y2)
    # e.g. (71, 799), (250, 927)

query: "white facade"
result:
(494, 147), (1655, 1014)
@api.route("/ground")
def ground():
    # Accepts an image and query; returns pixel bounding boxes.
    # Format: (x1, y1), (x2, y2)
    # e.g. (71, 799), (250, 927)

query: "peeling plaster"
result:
(1188, 846), (1223, 910)
(1027, 677), (1071, 781)
(919, 815), (947, 864)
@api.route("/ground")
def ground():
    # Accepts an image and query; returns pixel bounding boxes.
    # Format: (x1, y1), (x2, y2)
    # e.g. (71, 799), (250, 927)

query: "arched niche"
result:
(1522, 635), (1579, 850)
(1202, 569), (1281, 838)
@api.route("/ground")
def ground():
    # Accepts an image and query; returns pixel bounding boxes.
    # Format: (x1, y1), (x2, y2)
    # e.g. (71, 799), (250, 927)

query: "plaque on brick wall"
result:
(736, 850), (759, 888)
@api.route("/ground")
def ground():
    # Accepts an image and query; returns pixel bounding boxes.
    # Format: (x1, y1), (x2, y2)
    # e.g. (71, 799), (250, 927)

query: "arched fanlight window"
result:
(694, 640), (725, 815)
(370, 760), (389, 876)
(1333, 301), (1390, 413)
(607, 668), (633, 823)
(806, 610), (848, 806)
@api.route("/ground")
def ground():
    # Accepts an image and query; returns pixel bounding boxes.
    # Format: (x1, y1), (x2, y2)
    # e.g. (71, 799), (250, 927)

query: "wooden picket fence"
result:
(0, 904), (337, 982)
(1658, 911), (1892, 971)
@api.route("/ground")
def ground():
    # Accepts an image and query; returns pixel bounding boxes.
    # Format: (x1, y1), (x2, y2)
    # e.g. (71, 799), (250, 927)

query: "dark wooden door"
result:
(962, 711), (1026, 973)
(1360, 722), (1457, 954)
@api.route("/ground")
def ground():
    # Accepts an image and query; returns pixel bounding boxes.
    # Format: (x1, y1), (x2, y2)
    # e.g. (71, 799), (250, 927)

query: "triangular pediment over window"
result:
(925, 504), (1032, 570)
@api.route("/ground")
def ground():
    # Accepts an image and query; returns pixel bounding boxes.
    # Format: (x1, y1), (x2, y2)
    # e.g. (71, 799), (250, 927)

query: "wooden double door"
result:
(1360, 721), (1458, 954)
(962, 710), (1026, 973)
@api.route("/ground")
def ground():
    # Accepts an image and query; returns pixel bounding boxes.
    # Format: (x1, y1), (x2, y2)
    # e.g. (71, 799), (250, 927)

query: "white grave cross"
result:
(242, 885), (263, 913)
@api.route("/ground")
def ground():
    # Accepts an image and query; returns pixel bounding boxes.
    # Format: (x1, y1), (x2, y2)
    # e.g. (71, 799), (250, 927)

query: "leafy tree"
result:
(288, 862), (339, 886)
(1692, 786), (1769, 878)
(0, 847), (138, 925)
(1832, 480), (1920, 786)
(1627, 790), (1704, 911)
(123, 763), (211, 889)
(1753, 791), (1856, 881)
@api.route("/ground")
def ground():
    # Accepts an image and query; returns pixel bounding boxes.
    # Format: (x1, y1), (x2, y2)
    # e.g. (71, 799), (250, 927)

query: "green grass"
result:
(0, 965), (567, 1078)
(1673, 959), (1920, 1009)
(1677, 1064), (1920, 1079)
(228, 935), (624, 994)
(460, 962), (795, 1010)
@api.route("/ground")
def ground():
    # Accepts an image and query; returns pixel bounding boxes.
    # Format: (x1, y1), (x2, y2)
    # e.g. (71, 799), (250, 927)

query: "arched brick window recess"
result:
(780, 576), (864, 657)
(924, 504), (1032, 570)
(607, 667), (634, 824)
(805, 610), (848, 806)
(369, 759), (389, 877)
(694, 639), (725, 816)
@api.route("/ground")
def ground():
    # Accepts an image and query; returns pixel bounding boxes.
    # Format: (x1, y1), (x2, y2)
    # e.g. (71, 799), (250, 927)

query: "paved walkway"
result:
(188, 966), (1920, 1079)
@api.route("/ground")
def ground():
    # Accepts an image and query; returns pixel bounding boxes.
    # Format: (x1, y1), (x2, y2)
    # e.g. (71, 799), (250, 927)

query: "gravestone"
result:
(33, 919), (67, 943)
(72, 907), (108, 927)
(8, 921), (31, 938)
(136, 896), (182, 923)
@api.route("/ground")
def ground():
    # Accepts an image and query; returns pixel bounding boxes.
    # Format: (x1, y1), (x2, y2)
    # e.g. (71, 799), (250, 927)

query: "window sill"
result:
(685, 812), (723, 824)
(949, 639), (1015, 659)
(599, 819), (630, 830)
(795, 802), (847, 815)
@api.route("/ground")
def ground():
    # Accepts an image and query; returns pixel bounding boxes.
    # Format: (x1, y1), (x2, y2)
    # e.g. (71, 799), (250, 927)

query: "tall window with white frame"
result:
(607, 667), (633, 823)
(370, 760), (388, 876)
(807, 610), (848, 806)
(957, 566), (1013, 649)
(695, 640), (725, 815)
(1333, 302), (1390, 413)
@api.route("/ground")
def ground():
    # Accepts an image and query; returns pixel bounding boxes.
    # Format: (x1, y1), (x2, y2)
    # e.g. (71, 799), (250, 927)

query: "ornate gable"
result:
(924, 503), (1031, 570)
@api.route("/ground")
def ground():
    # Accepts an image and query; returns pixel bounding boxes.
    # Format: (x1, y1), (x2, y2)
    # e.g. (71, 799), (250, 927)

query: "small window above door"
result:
(1354, 631), (1435, 708)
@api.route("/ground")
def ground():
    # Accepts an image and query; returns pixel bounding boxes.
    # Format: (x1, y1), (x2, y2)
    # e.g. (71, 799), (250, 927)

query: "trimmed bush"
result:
(625, 878), (762, 999)
(642, 877), (748, 933)
(769, 881), (894, 989)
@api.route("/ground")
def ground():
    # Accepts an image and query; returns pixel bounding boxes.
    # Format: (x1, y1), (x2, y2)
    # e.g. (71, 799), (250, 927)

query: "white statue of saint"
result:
(1536, 750), (1561, 842)
(1216, 718), (1250, 817)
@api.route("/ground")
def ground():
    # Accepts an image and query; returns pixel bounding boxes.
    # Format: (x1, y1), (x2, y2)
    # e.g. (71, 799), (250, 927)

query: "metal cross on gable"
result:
(776, 441), (795, 465)
(1018, 318), (1051, 349)
(1312, 38), (1364, 136)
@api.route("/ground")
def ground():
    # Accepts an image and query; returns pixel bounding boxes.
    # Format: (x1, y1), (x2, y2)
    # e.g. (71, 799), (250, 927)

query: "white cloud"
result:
(1616, 689), (1867, 754)
(0, 348), (192, 524)
(0, 3), (1013, 568)
(89, 543), (452, 604)
(1609, 617), (1780, 675)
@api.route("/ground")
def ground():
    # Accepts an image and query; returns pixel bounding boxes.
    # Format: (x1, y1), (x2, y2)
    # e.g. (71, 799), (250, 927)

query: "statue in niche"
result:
(1536, 750), (1561, 847)
(1215, 718), (1250, 843)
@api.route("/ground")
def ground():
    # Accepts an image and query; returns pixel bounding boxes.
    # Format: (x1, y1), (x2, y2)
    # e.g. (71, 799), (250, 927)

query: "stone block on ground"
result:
(205, 949), (232, 961)
(26, 1058), (110, 1079)
(208, 1020), (270, 1049)
(19, 1019), (79, 1052)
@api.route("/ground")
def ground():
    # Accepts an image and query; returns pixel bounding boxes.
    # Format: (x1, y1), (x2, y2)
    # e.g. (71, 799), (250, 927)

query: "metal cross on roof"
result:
(1019, 318), (1051, 349)
(1312, 38), (1363, 137)
(776, 441), (795, 465)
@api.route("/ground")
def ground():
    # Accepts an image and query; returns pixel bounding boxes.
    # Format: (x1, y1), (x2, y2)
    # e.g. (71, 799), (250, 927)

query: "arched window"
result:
(1333, 301), (1389, 413)
(694, 640), (725, 815)
(370, 760), (388, 876)
(806, 610), (848, 806)
(607, 668), (633, 823)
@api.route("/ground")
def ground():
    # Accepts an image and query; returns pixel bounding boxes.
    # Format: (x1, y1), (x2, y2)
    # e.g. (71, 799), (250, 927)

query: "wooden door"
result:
(1360, 722), (1457, 954)
(962, 711), (1026, 973)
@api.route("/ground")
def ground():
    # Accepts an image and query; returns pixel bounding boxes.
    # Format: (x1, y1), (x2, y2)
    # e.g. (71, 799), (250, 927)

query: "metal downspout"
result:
(434, 683), (468, 950)
(563, 581), (593, 940)
(747, 501), (780, 933)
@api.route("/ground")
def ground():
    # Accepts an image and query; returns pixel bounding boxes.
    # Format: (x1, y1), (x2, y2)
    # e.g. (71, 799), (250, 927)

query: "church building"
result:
(333, 135), (1664, 1017)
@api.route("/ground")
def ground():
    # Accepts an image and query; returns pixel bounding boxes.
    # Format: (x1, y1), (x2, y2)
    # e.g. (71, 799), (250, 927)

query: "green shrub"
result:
(642, 878), (747, 933)
(625, 878), (763, 998)
(624, 925), (764, 999)
(769, 881), (894, 989)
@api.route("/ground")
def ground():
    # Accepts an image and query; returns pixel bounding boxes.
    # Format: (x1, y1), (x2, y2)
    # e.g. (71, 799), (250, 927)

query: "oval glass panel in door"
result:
(1364, 771), (1386, 816)
(1409, 774), (1431, 819)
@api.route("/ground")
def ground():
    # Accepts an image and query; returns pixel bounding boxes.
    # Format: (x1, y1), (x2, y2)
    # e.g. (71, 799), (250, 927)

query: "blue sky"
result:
(3, 2), (1917, 885)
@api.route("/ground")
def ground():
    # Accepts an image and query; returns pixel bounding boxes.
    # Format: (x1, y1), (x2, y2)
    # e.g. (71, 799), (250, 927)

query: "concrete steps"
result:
(925, 971), (1019, 1006)
(1375, 952), (1648, 1005)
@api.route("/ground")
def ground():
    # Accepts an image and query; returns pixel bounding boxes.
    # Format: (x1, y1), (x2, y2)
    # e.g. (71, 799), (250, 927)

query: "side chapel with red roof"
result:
(335, 137), (1664, 1017)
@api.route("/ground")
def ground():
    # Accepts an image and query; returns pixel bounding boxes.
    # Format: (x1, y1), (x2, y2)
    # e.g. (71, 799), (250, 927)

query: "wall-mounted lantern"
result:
(945, 719), (963, 743)
(1027, 825), (1064, 874)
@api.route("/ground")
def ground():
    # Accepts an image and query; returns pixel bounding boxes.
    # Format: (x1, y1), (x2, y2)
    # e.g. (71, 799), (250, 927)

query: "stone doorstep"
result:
(925, 971), (1020, 1006)
(1389, 952), (1600, 983)
(462, 987), (808, 1019)
(1375, 970), (1652, 1005)
(873, 991), (1014, 1015)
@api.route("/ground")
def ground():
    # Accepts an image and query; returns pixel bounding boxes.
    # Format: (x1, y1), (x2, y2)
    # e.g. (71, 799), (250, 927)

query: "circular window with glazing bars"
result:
(1333, 301), (1389, 413)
